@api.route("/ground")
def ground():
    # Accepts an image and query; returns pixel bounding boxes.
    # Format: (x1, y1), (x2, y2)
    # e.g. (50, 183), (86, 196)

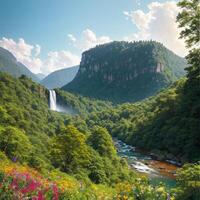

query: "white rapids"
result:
(130, 161), (156, 174)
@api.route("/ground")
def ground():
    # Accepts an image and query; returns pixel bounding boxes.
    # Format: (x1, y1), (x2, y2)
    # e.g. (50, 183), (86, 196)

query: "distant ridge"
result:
(41, 65), (79, 89)
(37, 73), (46, 80)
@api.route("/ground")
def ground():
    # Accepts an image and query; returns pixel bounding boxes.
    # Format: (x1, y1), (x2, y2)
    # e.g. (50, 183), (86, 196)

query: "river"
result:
(114, 139), (178, 189)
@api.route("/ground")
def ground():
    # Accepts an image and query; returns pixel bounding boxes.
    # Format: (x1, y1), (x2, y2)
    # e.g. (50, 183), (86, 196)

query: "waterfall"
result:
(49, 90), (57, 111)
(49, 90), (76, 114)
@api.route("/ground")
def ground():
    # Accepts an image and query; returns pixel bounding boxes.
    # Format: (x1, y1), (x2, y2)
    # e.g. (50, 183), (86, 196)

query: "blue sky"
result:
(0, 0), (186, 74)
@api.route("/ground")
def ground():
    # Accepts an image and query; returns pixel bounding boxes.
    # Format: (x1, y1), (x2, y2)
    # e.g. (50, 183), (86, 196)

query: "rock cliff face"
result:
(63, 41), (187, 103)
(79, 57), (165, 81)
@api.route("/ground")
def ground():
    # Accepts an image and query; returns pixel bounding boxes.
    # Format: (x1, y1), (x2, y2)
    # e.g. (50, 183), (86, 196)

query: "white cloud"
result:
(0, 37), (80, 75)
(67, 34), (77, 42)
(124, 10), (151, 30)
(35, 44), (41, 56)
(43, 50), (80, 74)
(68, 29), (112, 51)
(0, 31), (106, 75)
(0, 37), (43, 73)
(1, 3), (187, 76)
(0, 38), (33, 59)
(123, 1), (187, 57)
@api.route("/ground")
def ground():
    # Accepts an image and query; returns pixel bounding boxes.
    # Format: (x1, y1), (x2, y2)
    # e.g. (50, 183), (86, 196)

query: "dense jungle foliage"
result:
(0, 72), (136, 187)
(0, 64), (199, 199)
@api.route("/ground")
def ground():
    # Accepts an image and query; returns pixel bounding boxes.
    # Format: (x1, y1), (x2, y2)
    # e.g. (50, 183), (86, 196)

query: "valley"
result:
(0, 0), (199, 199)
(48, 89), (180, 189)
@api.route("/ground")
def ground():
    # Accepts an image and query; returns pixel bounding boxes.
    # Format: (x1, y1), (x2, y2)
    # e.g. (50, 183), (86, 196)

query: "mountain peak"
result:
(63, 41), (187, 103)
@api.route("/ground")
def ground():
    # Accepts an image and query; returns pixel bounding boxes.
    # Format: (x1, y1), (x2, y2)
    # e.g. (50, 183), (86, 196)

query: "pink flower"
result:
(10, 178), (19, 190)
(52, 184), (59, 200)
(38, 191), (44, 200)
(20, 180), (40, 193)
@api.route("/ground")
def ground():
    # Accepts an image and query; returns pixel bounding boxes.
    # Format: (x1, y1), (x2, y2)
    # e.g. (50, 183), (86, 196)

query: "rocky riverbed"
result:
(114, 139), (179, 188)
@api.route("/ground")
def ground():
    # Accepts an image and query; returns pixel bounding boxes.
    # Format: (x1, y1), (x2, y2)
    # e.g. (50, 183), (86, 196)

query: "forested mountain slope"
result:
(0, 72), (135, 187)
(63, 41), (187, 103)
(83, 78), (200, 163)
(0, 47), (39, 82)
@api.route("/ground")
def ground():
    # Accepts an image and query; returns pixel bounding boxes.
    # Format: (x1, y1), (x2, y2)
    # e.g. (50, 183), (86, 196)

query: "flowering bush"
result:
(0, 168), (60, 199)
(115, 182), (134, 200)
(0, 159), (180, 200)
(132, 178), (175, 200)
(0, 162), (116, 200)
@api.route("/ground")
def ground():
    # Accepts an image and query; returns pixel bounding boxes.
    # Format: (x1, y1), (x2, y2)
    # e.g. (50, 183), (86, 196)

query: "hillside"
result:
(41, 65), (79, 89)
(63, 41), (187, 103)
(0, 69), (199, 198)
(84, 78), (200, 163)
(0, 159), (119, 199)
(0, 47), (39, 82)
(0, 72), (136, 188)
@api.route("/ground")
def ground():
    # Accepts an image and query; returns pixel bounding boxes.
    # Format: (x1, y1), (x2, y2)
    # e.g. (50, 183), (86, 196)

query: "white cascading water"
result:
(49, 90), (57, 111)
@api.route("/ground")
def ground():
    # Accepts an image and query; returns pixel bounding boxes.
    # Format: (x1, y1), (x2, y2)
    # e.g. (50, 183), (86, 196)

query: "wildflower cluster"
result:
(115, 182), (134, 200)
(0, 163), (116, 199)
(0, 167), (60, 199)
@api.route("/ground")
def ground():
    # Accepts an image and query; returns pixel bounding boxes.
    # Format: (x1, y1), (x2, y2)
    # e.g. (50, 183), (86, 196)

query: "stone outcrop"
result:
(63, 41), (187, 103)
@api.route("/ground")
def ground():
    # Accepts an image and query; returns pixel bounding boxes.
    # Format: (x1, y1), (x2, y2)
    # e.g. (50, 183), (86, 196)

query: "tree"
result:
(50, 125), (91, 174)
(0, 126), (33, 162)
(0, 106), (10, 124)
(87, 151), (108, 184)
(174, 163), (200, 200)
(88, 126), (116, 158)
(177, 0), (200, 48)
(177, 0), (200, 47)
(177, 0), (200, 89)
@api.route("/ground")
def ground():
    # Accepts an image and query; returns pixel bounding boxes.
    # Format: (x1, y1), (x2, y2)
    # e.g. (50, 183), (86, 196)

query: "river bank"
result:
(114, 139), (179, 189)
